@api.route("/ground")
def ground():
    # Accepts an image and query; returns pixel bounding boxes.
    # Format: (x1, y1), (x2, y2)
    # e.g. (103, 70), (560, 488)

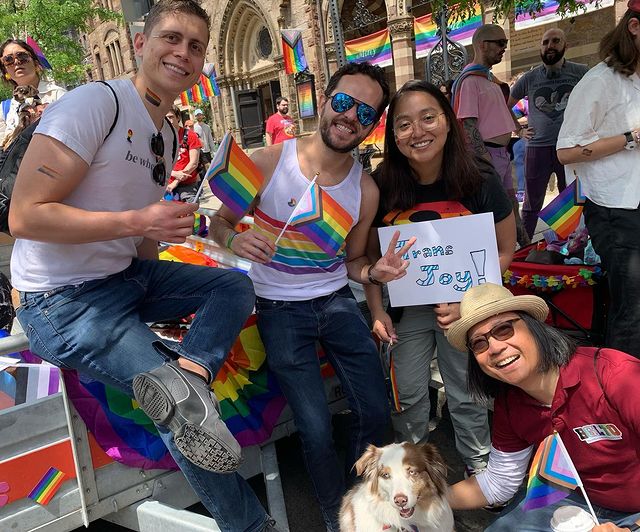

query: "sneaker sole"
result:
(174, 424), (241, 473)
(133, 372), (241, 474)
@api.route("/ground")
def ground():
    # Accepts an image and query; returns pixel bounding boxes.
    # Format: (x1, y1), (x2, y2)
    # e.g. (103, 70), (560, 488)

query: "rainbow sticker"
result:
(28, 467), (66, 505)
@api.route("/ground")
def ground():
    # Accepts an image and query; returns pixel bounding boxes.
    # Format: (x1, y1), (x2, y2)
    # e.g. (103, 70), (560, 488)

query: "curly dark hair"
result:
(324, 61), (390, 120)
(599, 10), (640, 76)
(144, 0), (211, 37)
(373, 79), (484, 213)
(0, 39), (42, 87)
(466, 312), (577, 405)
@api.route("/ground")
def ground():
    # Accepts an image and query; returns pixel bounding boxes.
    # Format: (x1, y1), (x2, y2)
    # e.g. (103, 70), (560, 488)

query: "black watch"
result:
(624, 131), (637, 151)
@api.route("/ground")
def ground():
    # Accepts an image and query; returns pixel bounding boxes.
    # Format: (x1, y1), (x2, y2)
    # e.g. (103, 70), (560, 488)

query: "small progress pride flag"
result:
(206, 133), (265, 217)
(29, 467), (66, 505)
(345, 28), (392, 68)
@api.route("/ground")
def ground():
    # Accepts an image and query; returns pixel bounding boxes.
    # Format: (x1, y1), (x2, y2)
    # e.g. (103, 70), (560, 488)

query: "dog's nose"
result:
(394, 494), (408, 507)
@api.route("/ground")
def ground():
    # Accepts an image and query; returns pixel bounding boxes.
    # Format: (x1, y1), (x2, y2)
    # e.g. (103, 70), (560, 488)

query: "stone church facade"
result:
(83, 0), (630, 146)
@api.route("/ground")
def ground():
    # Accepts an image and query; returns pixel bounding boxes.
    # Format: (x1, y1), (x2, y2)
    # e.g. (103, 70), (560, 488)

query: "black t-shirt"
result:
(373, 162), (513, 228)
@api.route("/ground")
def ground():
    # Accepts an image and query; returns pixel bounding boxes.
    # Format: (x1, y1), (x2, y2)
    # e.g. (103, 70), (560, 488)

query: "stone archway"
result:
(215, 0), (288, 142)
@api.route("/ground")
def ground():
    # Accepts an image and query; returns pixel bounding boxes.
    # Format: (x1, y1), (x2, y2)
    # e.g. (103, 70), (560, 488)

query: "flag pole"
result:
(274, 172), (319, 246)
(555, 433), (600, 525)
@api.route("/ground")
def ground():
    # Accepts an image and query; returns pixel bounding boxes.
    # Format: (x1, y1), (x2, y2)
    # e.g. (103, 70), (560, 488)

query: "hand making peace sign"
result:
(368, 230), (416, 284)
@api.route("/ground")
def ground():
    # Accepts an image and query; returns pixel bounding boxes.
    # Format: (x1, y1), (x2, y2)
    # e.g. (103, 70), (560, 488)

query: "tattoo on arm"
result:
(37, 165), (64, 179)
(463, 118), (489, 158)
(581, 148), (593, 157)
(144, 88), (162, 107)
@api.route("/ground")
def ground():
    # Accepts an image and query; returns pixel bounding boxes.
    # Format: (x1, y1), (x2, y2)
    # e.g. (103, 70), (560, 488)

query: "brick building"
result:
(83, 0), (630, 147)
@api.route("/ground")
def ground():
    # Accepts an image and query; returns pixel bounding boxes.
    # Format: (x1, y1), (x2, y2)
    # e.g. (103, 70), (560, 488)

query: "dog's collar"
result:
(382, 525), (419, 532)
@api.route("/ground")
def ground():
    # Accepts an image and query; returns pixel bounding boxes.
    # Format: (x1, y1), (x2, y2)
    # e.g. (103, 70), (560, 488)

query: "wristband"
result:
(367, 265), (383, 286)
(226, 232), (239, 250)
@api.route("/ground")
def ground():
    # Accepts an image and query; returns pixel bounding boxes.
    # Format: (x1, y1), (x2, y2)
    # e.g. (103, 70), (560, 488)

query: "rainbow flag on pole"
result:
(345, 28), (393, 68)
(523, 432), (597, 524)
(206, 133), (266, 217)
(281, 29), (309, 74)
(414, 3), (482, 59)
(538, 180), (583, 239)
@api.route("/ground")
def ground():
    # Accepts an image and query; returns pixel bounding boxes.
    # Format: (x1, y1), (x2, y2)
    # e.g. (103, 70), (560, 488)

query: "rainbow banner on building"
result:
(28, 467), (66, 505)
(538, 180), (583, 239)
(180, 66), (220, 105)
(415, 3), (482, 59)
(514, 0), (613, 30)
(345, 28), (392, 68)
(281, 29), (309, 74)
(206, 133), (266, 217)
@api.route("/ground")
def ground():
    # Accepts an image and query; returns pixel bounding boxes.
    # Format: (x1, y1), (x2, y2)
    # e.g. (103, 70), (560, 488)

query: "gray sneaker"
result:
(133, 361), (241, 473)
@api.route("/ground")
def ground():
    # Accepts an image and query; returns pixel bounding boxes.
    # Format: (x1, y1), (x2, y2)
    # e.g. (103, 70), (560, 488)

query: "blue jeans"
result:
(17, 259), (269, 532)
(512, 138), (527, 193)
(487, 488), (640, 531)
(255, 285), (390, 532)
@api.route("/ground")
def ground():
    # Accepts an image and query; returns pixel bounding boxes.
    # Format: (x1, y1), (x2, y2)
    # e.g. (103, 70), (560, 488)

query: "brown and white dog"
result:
(339, 442), (455, 532)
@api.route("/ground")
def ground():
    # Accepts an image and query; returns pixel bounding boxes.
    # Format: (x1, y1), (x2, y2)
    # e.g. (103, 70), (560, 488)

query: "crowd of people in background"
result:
(2, 0), (640, 530)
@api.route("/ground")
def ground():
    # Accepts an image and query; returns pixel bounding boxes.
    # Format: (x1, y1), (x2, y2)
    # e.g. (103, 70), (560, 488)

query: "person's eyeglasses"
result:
(1, 51), (32, 67)
(150, 132), (166, 187)
(483, 39), (509, 48)
(329, 92), (378, 127)
(394, 112), (445, 140)
(467, 318), (521, 354)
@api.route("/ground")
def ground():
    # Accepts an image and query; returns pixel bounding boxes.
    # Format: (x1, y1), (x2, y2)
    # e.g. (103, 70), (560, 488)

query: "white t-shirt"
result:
(0, 78), (67, 143)
(11, 79), (176, 292)
(557, 62), (640, 209)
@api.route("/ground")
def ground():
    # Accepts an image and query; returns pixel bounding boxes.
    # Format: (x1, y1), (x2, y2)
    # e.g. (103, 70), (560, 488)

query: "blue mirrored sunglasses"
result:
(329, 92), (378, 127)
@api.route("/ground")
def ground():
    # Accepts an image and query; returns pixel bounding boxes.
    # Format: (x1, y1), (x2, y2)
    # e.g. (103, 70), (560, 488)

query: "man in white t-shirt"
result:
(9, 1), (280, 530)
(192, 108), (215, 164)
(557, 0), (640, 360)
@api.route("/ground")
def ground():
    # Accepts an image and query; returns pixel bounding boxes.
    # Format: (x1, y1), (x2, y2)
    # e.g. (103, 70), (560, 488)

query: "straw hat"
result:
(446, 283), (549, 352)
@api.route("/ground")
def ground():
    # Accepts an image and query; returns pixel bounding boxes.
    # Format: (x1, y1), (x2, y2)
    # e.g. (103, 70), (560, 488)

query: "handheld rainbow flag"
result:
(26, 36), (51, 69)
(345, 28), (392, 68)
(281, 29), (308, 74)
(523, 433), (599, 524)
(28, 467), (66, 505)
(206, 133), (265, 217)
(273, 173), (353, 257)
(275, 172), (320, 246)
(538, 180), (583, 239)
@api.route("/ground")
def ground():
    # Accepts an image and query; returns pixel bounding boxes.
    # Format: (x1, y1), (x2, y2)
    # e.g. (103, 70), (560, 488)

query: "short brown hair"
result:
(144, 0), (210, 37)
(599, 10), (640, 76)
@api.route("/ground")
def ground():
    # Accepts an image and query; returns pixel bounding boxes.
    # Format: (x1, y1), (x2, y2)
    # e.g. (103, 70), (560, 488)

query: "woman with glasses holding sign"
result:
(365, 79), (516, 479)
(0, 38), (65, 144)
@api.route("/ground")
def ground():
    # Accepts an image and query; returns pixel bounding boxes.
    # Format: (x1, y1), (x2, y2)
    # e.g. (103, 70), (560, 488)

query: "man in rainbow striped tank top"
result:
(211, 62), (415, 531)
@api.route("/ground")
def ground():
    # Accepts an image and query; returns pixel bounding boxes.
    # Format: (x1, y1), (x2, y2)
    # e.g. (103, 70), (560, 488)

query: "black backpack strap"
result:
(94, 80), (119, 141)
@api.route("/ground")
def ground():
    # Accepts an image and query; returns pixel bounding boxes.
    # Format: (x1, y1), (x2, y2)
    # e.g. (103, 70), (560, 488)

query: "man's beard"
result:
(541, 46), (566, 66)
(319, 115), (363, 153)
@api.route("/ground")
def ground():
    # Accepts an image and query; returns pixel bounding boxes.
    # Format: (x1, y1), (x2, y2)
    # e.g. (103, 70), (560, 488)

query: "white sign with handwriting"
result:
(378, 213), (501, 307)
